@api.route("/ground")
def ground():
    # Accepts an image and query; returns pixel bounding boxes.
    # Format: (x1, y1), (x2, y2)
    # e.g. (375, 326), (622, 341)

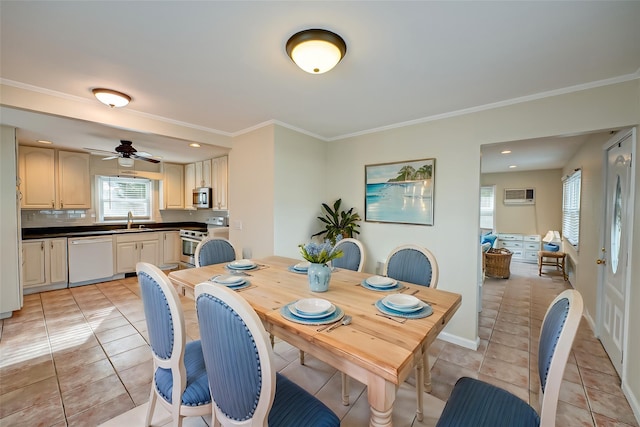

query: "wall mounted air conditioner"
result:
(504, 188), (535, 205)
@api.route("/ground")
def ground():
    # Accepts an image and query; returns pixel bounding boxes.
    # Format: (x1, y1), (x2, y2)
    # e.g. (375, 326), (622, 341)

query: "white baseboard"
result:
(622, 380), (640, 426)
(583, 309), (597, 336)
(437, 331), (480, 351)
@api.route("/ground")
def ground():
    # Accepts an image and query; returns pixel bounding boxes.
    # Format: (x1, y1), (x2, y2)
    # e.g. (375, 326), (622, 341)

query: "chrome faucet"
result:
(127, 211), (133, 229)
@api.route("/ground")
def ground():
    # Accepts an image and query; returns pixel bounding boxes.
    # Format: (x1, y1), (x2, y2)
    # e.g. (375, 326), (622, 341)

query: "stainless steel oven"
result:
(179, 229), (208, 267)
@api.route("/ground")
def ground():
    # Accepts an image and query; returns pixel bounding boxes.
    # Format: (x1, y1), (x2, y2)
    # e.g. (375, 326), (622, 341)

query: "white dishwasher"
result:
(68, 236), (115, 286)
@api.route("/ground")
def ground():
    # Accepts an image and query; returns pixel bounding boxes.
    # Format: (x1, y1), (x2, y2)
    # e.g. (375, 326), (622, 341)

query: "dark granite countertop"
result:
(22, 222), (207, 240)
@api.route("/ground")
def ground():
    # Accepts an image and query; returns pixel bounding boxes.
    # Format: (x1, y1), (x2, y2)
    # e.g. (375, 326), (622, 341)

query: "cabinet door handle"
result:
(41, 242), (44, 250)
(61, 201), (64, 208)
(141, 243), (144, 250)
(50, 241), (53, 249)
(135, 243), (138, 250)
(51, 200), (55, 208)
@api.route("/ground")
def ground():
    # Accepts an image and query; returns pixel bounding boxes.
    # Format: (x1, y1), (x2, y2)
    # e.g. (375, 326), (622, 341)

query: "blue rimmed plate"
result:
(227, 259), (258, 270)
(287, 266), (308, 274)
(375, 299), (432, 319)
(211, 274), (245, 285)
(361, 280), (403, 292)
(280, 303), (344, 325)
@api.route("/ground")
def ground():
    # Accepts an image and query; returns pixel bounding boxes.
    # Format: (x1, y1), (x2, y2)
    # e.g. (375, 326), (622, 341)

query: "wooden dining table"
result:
(168, 256), (461, 427)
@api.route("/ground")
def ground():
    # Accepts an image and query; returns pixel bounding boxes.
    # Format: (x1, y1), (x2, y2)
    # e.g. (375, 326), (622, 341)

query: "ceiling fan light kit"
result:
(118, 157), (135, 167)
(286, 29), (346, 74)
(92, 88), (131, 108)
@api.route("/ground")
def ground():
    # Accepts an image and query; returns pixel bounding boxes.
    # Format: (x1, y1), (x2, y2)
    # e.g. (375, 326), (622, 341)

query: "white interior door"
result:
(599, 129), (634, 376)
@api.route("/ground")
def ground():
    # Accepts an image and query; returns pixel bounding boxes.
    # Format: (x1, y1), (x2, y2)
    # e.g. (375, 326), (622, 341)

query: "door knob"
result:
(596, 258), (607, 265)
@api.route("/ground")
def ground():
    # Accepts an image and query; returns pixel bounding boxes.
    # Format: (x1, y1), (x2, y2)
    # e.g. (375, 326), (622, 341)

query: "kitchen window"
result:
(97, 176), (152, 222)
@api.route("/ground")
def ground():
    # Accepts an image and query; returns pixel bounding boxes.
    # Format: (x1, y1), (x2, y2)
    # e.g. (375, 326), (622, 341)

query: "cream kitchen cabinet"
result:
(22, 238), (68, 291)
(19, 146), (90, 209)
(161, 231), (180, 265)
(115, 233), (160, 273)
(211, 155), (228, 209)
(184, 162), (196, 208)
(161, 163), (184, 209)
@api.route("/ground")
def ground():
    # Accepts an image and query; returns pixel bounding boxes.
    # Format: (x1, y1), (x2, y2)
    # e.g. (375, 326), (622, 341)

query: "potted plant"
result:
(311, 199), (361, 243)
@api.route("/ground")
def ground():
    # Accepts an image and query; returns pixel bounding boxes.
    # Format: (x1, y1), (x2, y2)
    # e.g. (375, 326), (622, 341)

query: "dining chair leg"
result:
(299, 349), (305, 365)
(270, 333), (275, 348)
(145, 387), (157, 427)
(341, 372), (350, 406)
(416, 356), (424, 422)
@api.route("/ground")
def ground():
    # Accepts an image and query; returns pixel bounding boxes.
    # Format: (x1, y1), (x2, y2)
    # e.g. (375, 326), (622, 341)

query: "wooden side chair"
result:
(136, 262), (212, 427)
(194, 237), (236, 267)
(437, 289), (583, 427)
(383, 244), (439, 421)
(194, 282), (340, 427)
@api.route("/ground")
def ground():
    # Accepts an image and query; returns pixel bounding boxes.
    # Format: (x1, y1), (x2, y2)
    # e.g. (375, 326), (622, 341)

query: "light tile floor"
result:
(1, 263), (638, 426)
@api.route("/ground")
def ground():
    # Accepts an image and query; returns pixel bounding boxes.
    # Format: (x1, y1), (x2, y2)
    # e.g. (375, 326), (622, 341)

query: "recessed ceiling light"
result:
(501, 150), (511, 154)
(509, 165), (517, 169)
(37, 140), (53, 144)
(189, 143), (201, 148)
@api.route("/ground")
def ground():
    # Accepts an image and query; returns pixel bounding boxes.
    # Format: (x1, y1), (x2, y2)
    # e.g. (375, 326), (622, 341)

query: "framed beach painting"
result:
(365, 158), (435, 226)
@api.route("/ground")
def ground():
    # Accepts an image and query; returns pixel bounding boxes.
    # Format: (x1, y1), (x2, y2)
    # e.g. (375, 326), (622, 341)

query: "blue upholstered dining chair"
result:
(136, 262), (212, 427)
(332, 237), (365, 272)
(383, 244), (439, 421)
(437, 289), (583, 427)
(194, 237), (236, 267)
(194, 282), (341, 427)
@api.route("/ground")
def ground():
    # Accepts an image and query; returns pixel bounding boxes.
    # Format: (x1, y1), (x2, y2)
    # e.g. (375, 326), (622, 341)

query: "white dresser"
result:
(497, 233), (541, 263)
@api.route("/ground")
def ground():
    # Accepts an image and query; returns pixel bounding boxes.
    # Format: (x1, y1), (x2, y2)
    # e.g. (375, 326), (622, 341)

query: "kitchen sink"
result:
(113, 228), (158, 233)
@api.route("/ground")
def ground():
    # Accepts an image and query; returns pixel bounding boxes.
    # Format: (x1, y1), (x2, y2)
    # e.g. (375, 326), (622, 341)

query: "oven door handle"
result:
(181, 237), (202, 244)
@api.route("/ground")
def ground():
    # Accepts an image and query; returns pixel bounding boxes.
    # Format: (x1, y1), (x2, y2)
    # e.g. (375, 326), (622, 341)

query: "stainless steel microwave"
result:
(193, 187), (212, 208)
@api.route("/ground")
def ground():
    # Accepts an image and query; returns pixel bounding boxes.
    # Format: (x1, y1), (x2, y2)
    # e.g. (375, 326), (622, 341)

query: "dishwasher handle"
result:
(70, 238), (113, 245)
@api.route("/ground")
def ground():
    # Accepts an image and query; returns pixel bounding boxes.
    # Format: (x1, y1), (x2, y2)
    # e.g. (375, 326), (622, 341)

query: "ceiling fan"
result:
(85, 140), (160, 166)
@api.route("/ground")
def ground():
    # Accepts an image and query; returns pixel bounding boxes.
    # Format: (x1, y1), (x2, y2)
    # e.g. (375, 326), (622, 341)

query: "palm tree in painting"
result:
(415, 164), (432, 180)
(390, 165), (416, 181)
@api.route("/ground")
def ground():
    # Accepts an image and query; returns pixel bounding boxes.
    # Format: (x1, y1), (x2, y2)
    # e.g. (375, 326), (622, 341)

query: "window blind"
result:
(480, 185), (496, 230)
(562, 170), (581, 247)
(98, 176), (152, 221)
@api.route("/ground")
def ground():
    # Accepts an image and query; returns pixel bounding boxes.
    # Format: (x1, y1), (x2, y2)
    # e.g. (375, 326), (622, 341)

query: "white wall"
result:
(324, 80), (640, 349)
(228, 125), (275, 259)
(482, 169), (563, 236)
(273, 126), (327, 258)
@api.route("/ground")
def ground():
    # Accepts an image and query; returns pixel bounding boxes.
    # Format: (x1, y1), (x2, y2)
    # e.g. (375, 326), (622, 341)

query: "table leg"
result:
(368, 376), (396, 427)
(416, 355), (424, 422)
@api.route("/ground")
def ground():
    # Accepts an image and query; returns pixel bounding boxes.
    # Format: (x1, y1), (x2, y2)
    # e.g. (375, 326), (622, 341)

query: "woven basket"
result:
(484, 248), (513, 279)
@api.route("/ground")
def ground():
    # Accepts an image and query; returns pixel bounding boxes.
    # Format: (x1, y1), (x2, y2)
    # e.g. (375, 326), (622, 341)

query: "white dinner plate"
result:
(365, 275), (397, 288)
(382, 294), (421, 312)
(293, 262), (310, 271)
(229, 259), (256, 268)
(294, 298), (332, 316)
(290, 304), (336, 319)
(212, 274), (245, 285)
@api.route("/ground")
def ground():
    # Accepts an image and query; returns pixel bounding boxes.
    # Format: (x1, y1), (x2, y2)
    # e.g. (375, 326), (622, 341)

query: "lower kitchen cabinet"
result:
(22, 238), (68, 292)
(116, 233), (160, 273)
(162, 231), (180, 265)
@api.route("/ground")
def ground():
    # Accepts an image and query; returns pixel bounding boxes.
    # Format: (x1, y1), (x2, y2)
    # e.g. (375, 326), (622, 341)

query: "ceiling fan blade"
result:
(84, 147), (118, 156)
(102, 156), (118, 161)
(133, 154), (160, 163)
(135, 151), (153, 157)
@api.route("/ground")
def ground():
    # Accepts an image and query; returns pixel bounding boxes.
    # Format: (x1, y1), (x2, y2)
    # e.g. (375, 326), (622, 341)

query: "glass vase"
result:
(307, 263), (331, 292)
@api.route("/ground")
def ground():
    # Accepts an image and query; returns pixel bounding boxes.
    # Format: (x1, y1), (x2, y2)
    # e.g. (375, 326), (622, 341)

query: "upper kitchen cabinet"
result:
(160, 163), (184, 209)
(184, 160), (213, 208)
(212, 155), (228, 209)
(57, 150), (91, 209)
(19, 146), (90, 209)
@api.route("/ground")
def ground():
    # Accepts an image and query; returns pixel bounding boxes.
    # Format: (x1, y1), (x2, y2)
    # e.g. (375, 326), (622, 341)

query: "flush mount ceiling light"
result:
(92, 88), (131, 108)
(286, 29), (347, 74)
